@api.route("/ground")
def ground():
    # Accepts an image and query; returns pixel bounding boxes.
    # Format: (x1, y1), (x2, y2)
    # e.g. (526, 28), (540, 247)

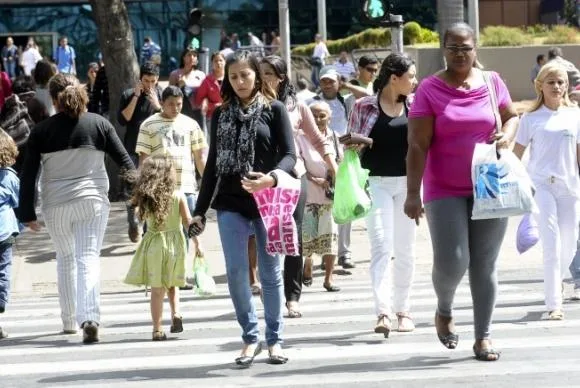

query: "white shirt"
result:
(21, 47), (42, 76)
(516, 105), (580, 194)
(296, 89), (316, 102)
(312, 42), (329, 64)
(334, 60), (356, 79)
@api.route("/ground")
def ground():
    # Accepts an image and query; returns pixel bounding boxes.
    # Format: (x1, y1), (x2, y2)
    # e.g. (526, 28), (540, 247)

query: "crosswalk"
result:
(1, 266), (580, 388)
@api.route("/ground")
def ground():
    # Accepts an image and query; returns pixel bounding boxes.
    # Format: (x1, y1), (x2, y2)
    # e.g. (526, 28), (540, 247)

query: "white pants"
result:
(535, 180), (580, 311)
(43, 199), (110, 330)
(366, 176), (417, 316)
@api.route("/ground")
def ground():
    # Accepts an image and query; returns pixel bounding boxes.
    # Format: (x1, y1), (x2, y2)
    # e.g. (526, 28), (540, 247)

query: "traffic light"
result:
(362, 0), (391, 22)
(186, 8), (203, 50)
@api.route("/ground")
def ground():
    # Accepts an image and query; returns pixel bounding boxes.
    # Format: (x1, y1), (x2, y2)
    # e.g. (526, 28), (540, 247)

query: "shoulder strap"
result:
(330, 130), (340, 163)
(482, 71), (502, 135)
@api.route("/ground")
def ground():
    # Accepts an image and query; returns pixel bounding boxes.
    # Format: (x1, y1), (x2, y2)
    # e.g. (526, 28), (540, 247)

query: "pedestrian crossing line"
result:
(2, 285), (542, 320)
(45, 357), (580, 388)
(2, 316), (580, 358)
(6, 280), (523, 309)
(1, 334), (580, 377)
(0, 289), (553, 328)
(4, 300), (577, 338)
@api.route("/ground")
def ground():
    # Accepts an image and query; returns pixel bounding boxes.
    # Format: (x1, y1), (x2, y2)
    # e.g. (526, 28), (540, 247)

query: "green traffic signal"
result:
(191, 37), (200, 50)
(368, 0), (384, 18)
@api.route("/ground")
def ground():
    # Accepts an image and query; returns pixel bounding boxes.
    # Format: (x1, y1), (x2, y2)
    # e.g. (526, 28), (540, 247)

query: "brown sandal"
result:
(170, 314), (183, 333)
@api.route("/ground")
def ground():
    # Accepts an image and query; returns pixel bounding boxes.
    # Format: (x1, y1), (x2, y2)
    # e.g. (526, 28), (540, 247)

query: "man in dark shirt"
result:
(118, 62), (163, 242)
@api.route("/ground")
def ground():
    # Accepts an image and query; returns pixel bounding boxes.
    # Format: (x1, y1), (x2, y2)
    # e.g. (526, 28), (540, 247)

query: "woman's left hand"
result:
(490, 132), (510, 149)
(241, 172), (275, 194)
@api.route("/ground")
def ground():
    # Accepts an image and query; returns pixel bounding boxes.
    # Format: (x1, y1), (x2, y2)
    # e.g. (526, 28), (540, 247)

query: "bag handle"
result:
(331, 130), (340, 163)
(482, 70), (502, 135)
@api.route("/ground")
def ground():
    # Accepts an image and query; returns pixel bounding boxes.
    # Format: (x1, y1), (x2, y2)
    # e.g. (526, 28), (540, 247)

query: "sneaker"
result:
(82, 321), (99, 344)
(338, 256), (356, 269)
(0, 326), (7, 339)
(572, 288), (580, 301)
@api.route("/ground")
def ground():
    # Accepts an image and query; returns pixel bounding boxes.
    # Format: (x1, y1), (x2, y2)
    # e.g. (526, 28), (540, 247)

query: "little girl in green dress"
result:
(125, 156), (192, 341)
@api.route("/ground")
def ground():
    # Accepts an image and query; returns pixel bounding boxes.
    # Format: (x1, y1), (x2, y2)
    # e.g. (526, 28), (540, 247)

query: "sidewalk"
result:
(11, 202), (543, 297)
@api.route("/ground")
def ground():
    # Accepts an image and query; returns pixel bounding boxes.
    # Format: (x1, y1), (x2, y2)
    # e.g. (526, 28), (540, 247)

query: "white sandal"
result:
(396, 312), (415, 332)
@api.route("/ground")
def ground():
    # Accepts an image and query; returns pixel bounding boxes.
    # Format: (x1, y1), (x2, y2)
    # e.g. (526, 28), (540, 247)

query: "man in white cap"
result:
(307, 66), (356, 270)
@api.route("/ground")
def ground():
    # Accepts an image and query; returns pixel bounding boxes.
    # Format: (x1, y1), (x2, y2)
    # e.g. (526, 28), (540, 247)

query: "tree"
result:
(436, 0), (465, 65)
(89, 0), (140, 199)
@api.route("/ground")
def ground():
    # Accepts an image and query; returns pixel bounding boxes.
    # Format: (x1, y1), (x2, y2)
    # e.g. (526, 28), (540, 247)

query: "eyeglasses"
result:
(445, 46), (475, 54)
(365, 67), (379, 73)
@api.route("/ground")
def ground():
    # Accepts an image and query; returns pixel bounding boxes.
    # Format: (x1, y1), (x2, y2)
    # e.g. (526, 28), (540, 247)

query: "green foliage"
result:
(420, 27), (439, 43)
(481, 26), (534, 47)
(523, 24), (550, 37)
(291, 28), (391, 56)
(403, 21), (422, 44)
(291, 22), (440, 55)
(544, 25), (580, 44)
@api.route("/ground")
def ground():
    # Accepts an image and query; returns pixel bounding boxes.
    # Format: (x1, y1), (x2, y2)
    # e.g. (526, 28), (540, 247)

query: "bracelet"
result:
(268, 171), (278, 187)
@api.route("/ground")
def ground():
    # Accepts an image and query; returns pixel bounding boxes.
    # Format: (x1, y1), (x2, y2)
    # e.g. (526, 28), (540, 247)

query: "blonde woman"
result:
(513, 62), (580, 320)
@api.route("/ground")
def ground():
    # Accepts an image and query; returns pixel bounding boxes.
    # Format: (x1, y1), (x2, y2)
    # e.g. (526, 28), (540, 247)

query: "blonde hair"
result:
(131, 156), (177, 228)
(0, 128), (18, 168)
(530, 62), (577, 112)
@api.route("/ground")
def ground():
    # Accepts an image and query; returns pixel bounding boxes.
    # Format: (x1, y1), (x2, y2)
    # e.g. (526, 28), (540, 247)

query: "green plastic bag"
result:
(193, 254), (216, 297)
(332, 149), (372, 224)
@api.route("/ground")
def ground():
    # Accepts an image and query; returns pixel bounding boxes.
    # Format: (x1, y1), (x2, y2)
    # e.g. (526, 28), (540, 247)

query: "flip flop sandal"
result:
(435, 313), (458, 349)
(286, 302), (302, 318)
(396, 312), (415, 332)
(473, 345), (501, 361)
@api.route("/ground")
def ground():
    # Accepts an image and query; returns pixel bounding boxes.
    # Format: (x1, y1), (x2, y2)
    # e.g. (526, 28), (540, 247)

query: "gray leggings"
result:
(425, 197), (507, 340)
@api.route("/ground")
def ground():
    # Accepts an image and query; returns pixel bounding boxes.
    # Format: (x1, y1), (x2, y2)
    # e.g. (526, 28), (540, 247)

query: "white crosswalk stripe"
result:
(1, 269), (580, 388)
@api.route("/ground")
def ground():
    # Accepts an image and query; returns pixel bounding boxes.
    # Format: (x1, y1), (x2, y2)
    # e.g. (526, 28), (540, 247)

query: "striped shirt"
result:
(136, 113), (207, 194)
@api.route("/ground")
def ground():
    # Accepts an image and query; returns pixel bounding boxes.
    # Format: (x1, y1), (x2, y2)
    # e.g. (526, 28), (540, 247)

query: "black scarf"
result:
(215, 96), (265, 176)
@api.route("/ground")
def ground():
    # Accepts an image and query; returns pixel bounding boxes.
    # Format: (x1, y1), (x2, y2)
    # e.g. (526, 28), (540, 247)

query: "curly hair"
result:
(131, 156), (177, 228)
(0, 128), (19, 168)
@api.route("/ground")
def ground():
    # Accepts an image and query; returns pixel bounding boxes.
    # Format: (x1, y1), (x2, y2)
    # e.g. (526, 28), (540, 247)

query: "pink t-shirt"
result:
(409, 72), (511, 203)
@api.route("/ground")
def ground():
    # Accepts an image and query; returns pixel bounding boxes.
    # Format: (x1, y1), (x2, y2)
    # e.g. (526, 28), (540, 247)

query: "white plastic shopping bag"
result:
(471, 143), (537, 220)
(252, 170), (301, 256)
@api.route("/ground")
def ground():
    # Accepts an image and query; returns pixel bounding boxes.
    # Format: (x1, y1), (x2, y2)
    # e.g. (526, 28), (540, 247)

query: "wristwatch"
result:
(268, 171), (278, 187)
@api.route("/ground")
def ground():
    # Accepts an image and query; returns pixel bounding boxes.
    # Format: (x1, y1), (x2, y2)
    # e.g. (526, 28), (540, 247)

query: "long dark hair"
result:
(221, 50), (276, 108)
(373, 53), (415, 102)
(260, 55), (297, 110)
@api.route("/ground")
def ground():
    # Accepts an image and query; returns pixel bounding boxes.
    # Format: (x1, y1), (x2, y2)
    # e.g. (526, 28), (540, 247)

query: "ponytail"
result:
(48, 73), (88, 119)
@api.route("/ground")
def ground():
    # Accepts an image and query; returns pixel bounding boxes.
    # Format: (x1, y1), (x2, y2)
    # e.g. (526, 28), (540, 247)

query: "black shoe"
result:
(338, 256), (356, 269)
(235, 342), (262, 367)
(0, 305), (5, 313)
(179, 284), (194, 291)
(82, 321), (99, 344)
(170, 314), (183, 333)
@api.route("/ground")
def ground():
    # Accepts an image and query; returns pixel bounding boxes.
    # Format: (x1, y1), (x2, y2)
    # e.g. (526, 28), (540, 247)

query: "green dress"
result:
(124, 192), (187, 288)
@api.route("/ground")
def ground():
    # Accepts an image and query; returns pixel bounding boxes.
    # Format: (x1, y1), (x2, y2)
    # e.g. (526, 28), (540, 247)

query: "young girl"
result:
(514, 62), (580, 320)
(0, 129), (19, 339)
(125, 156), (191, 341)
(300, 101), (340, 293)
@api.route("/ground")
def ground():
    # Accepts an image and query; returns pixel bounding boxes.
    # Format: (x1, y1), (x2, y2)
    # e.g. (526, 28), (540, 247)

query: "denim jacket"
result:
(0, 167), (19, 243)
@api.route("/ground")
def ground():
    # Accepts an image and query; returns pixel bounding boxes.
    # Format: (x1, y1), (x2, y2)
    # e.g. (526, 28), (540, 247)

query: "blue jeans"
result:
(217, 210), (284, 346)
(570, 227), (580, 288)
(4, 60), (16, 79)
(0, 238), (13, 309)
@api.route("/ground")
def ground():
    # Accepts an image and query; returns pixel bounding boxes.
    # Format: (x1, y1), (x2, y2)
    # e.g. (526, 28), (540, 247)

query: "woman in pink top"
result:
(0, 71), (12, 112)
(405, 23), (519, 361)
(260, 55), (338, 318)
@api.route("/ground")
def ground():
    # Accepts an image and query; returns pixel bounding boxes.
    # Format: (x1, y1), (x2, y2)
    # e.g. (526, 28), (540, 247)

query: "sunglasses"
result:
(445, 46), (475, 54)
(365, 67), (379, 73)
